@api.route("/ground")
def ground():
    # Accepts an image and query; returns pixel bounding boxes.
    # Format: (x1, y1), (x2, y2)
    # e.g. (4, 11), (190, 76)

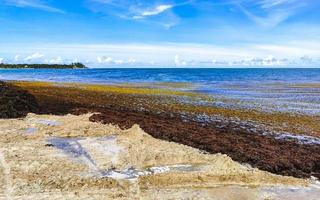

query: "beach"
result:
(2, 0), (320, 198)
(1, 71), (320, 199)
(1, 113), (318, 200)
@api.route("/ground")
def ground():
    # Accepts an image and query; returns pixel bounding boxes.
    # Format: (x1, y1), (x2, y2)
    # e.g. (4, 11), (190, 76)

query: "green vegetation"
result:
(0, 62), (87, 69)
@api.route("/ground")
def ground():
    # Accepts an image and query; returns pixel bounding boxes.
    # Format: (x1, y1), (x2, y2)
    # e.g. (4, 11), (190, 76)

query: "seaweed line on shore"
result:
(1, 80), (320, 179)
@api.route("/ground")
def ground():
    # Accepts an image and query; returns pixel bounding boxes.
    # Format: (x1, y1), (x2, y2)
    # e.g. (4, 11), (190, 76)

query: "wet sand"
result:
(1, 114), (319, 199)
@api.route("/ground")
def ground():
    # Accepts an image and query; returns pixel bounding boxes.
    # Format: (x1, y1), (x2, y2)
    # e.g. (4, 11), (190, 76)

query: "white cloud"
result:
(243, 9), (290, 28)
(299, 55), (318, 65)
(230, 56), (288, 66)
(174, 55), (179, 65)
(97, 56), (112, 63)
(14, 55), (20, 62)
(133, 4), (173, 19)
(236, 0), (304, 28)
(238, 4), (292, 28)
(24, 52), (44, 61)
(300, 55), (312, 62)
(259, 0), (297, 9)
(87, 0), (190, 28)
(211, 60), (229, 65)
(174, 55), (186, 66)
(46, 56), (63, 64)
(97, 56), (136, 65)
(172, 55), (290, 67)
(3, 0), (64, 13)
(0, 58), (3, 63)
(2, 41), (320, 67)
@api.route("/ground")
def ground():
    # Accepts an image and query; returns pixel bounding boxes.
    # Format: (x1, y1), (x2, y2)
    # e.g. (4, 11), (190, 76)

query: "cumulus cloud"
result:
(298, 55), (320, 66)
(45, 56), (64, 64)
(174, 55), (186, 66)
(14, 55), (20, 62)
(171, 56), (290, 67)
(97, 56), (136, 65)
(231, 56), (288, 66)
(2, 0), (64, 13)
(300, 55), (313, 62)
(24, 52), (44, 61)
(0, 58), (3, 63)
(97, 56), (112, 63)
(3, 42), (320, 67)
(211, 60), (229, 65)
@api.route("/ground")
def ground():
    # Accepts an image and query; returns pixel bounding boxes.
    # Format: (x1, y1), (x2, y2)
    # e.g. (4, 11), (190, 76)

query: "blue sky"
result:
(0, 0), (319, 67)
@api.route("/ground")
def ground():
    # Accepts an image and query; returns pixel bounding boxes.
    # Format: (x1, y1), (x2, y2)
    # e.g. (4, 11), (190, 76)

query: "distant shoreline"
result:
(0, 63), (86, 69)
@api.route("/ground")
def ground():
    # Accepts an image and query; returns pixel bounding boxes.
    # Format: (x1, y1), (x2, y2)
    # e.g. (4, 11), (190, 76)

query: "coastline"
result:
(1, 80), (320, 179)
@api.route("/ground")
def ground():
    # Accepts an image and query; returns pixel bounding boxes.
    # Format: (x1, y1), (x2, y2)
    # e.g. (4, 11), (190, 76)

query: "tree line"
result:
(0, 63), (87, 69)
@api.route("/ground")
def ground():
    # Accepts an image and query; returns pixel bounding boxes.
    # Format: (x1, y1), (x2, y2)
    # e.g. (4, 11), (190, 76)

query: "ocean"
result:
(1, 68), (320, 115)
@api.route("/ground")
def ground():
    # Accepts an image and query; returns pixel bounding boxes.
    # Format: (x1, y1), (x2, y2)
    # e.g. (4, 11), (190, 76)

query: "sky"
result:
(0, 0), (320, 67)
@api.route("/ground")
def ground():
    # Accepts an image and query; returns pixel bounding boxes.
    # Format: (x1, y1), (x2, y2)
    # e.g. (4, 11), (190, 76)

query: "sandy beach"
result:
(1, 80), (320, 199)
(1, 113), (319, 199)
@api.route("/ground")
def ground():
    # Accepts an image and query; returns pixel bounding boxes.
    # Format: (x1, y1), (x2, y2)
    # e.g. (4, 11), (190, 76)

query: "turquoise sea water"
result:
(1, 68), (320, 115)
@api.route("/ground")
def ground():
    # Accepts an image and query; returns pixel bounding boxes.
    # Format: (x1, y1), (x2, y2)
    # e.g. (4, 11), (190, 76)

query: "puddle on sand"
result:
(97, 167), (149, 180)
(92, 164), (202, 181)
(47, 136), (202, 181)
(48, 137), (98, 171)
(47, 136), (123, 171)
